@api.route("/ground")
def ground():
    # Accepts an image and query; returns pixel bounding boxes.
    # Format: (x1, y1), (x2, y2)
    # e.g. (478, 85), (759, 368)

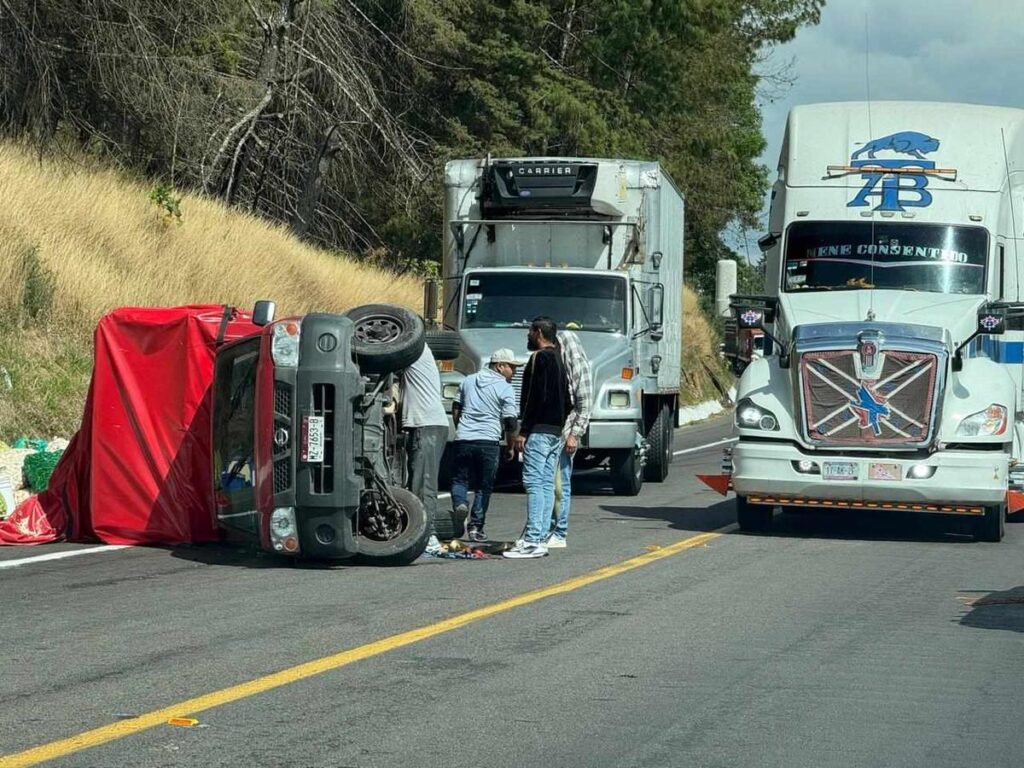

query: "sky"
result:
(735, 0), (1021, 260)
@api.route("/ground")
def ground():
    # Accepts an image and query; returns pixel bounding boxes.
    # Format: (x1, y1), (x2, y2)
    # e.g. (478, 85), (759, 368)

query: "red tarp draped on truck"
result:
(0, 305), (260, 546)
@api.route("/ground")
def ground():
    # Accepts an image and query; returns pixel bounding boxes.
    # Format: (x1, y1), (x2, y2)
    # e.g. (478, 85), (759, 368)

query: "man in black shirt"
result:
(504, 317), (568, 559)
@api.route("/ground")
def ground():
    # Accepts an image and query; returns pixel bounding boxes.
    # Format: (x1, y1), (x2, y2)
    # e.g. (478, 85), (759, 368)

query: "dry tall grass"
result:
(681, 284), (731, 404)
(0, 142), (420, 439)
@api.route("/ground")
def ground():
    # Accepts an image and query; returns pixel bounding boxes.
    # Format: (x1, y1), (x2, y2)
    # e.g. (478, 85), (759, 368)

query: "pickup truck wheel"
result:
(356, 487), (430, 566)
(425, 329), (461, 362)
(346, 304), (426, 375)
(736, 495), (773, 532)
(611, 449), (643, 496)
(644, 403), (671, 482)
(976, 503), (1005, 542)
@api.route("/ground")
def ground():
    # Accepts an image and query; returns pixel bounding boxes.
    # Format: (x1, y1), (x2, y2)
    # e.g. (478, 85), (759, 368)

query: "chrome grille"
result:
(801, 349), (938, 446)
(511, 366), (525, 408)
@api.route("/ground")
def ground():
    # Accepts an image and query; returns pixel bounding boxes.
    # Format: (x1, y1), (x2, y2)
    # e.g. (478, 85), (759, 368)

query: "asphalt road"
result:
(2, 414), (1023, 767)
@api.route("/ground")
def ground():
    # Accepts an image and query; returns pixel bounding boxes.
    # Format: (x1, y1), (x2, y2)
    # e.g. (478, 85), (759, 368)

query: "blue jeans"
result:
(551, 448), (574, 538)
(451, 441), (501, 530)
(522, 432), (562, 543)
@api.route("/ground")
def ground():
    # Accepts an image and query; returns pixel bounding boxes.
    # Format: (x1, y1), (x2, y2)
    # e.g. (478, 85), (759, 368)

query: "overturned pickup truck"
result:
(213, 302), (431, 565)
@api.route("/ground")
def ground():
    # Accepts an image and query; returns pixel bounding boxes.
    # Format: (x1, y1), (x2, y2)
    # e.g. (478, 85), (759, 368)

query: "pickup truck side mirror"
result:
(252, 300), (276, 326)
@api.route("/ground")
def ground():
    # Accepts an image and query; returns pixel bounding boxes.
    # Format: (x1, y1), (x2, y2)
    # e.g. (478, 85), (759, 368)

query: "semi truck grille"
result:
(801, 349), (938, 446)
(310, 383), (335, 494)
(273, 458), (290, 494)
(511, 367), (525, 408)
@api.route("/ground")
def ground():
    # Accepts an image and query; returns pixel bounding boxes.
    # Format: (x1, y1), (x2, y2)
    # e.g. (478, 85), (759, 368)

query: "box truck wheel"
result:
(356, 487), (430, 566)
(644, 403), (672, 483)
(736, 495), (773, 532)
(611, 449), (643, 496)
(975, 503), (1005, 543)
(425, 329), (461, 362)
(346, 304), (426, 375)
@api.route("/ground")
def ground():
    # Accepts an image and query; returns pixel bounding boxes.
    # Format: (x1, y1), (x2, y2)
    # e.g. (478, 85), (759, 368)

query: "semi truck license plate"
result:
(823, 461), (858, 481)
(301, 415), (325, 463)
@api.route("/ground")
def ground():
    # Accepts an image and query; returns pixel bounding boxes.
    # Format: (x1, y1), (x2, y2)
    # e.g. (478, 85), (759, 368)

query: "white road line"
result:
(673, 437), (738, 456)
(0, 544), (131, 570)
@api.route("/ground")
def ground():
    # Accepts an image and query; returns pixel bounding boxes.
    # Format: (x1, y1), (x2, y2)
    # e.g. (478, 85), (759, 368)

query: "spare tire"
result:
(425, 329), (461, 362)
(346, 304), (425, 375)
(431, 504), (466, 542)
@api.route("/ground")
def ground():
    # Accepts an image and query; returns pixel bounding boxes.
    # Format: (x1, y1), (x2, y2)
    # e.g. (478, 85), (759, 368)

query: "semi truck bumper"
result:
(732, 440), (1008, 508)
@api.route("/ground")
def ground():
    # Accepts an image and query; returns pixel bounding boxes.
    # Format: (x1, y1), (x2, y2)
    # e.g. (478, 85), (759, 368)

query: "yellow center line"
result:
(0, 528), (729, 768)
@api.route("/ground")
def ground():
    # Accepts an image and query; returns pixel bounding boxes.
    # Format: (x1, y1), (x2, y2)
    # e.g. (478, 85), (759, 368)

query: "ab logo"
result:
(847, 130), (940, 212)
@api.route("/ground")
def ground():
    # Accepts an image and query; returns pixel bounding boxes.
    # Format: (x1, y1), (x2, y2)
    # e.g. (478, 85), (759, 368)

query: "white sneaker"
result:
(502, 540), (549, 559)
(545, 534), (567, 549)
(424, 534), (442, 556)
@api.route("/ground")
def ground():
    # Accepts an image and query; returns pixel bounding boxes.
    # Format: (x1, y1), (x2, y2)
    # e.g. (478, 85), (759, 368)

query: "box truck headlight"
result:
(271, 321), (301, 368)
(608, 391), (631, 408)
(442, 383), (460, 400)
(735, 398), (779, 431)
(956, 404), (1008, 437)
(270, 506), (300, 553)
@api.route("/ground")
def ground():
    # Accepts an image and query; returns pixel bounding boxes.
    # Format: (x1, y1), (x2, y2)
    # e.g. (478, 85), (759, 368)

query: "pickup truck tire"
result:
(425, 329), (461, 362)
(346, 304), (426, 375)
(356, 487), (430, 566)
(644, 403), (672, 482)
(431, 504), (467, 541)
(736, 495), (773, 532)
(976, 503), (1005, 542)
(611, 449), (643, 496)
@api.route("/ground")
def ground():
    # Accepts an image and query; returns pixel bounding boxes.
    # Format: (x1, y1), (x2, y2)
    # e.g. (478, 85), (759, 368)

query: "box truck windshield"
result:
(784, 222), (988, 295)
(463, 272), (627, 333)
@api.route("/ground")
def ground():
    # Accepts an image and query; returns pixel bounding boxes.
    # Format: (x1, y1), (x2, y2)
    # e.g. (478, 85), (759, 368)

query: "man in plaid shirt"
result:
(548, 328), (592, 548)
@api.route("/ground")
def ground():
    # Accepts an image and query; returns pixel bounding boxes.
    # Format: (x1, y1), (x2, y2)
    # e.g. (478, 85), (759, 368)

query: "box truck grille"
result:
(801, 349), (937, 447)
(310, 383), (335, 494)
(273, 459), (290, 494)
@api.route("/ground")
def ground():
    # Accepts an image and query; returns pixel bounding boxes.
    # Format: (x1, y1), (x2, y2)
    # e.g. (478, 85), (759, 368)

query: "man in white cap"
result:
(450, 348), (521, 541)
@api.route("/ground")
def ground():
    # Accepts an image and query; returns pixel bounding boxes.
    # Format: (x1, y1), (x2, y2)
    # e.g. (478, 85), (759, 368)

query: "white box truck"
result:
(717, 101), (1024, 540)
(434, 157), (684, 494)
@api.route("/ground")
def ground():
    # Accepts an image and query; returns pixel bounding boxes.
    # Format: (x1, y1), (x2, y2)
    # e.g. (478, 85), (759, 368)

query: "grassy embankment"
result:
(0, 143), (728, 440)
(0, 143), (421, 440)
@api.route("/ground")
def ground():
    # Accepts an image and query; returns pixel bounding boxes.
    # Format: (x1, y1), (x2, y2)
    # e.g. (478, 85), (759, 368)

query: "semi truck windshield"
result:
(462, 272), (627, 333)
(783, 222), (988, 295)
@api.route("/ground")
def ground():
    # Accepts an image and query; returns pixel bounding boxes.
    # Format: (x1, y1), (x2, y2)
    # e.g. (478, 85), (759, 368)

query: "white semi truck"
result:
(433, 157), (684, 495)
(718, 101), (1024, 541)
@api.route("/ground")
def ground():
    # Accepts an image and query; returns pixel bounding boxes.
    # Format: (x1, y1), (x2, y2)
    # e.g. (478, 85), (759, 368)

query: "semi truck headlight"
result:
(608, 391), (630, 408)
(271, 321), (301, 368)
(956, 404), (1008, 437)
(442, 383), (460, 400)
(735, 398), (780, 431)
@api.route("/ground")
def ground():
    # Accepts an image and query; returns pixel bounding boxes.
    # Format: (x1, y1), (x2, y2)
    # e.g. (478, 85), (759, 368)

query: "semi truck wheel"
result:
(644, 403), (672, 483)
(425, 329), (461, 362)
(611, 449), (643, 496)
(356, 487), (430, 566)
(736, 495), (773, 532)
(346, 304), (426, 375)
(976, 504), (1005, 542)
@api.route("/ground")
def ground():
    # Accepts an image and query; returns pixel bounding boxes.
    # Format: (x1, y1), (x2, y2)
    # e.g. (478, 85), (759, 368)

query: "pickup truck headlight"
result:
(735, 398), (780, 431)
(955, 404), (1008, 437)
(271, 321), (301, 368)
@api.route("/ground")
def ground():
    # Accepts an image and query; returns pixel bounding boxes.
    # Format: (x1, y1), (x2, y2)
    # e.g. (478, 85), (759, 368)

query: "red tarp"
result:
(0, 305), (260, 545)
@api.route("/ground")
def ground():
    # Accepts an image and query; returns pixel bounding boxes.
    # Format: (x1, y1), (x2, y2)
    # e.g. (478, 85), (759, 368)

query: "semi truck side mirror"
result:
(649, 283), (665, 341)
(736, 306), (765, 330)
(252, 300), (276, 326)
(423, 280), (440, 327)
(976, 307), (1007, 336)
(757, 232), (780, 253)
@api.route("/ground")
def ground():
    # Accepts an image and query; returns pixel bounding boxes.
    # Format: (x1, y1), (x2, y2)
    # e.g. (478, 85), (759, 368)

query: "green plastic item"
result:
(23, 450), (64, 492)
(12, 437), (48, 452)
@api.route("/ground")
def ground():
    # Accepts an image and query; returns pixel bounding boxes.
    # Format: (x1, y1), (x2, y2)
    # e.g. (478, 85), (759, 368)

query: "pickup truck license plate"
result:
(301, 415), (325, 463)
(823, 461), (858, 481)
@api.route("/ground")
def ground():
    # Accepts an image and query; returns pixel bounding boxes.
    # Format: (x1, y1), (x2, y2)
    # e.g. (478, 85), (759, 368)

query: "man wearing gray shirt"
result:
(400, 344), (449, 553)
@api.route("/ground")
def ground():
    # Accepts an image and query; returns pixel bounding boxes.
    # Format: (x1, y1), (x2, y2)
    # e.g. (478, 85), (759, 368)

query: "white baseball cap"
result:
(490, 348), (524, 366)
